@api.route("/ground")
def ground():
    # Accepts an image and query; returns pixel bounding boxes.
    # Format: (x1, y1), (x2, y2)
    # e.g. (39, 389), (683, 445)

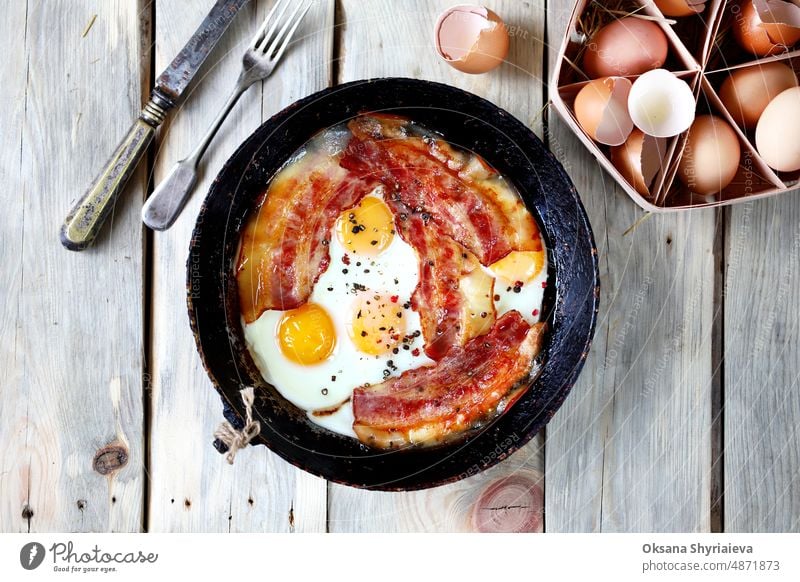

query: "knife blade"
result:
(154, 0), (250, 106)
(60, 0), (250, 251)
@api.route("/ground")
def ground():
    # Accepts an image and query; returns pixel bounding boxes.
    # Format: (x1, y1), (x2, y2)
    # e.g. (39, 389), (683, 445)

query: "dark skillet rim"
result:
(187, 77), (600, 491)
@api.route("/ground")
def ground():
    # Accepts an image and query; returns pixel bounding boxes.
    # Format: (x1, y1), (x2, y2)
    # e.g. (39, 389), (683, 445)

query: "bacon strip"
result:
(237, 149), (377, 323)
(341, 114), (543, 265)
(390, 201), (478, 360)
(352, 312), (545, 448)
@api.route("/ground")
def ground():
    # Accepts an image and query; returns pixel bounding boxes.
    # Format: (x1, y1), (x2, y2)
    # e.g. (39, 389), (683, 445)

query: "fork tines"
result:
(252, 0), (314, 61)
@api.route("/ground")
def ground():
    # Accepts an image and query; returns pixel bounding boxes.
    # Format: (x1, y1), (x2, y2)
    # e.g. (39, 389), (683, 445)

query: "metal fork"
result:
(142, 0), (313, 231)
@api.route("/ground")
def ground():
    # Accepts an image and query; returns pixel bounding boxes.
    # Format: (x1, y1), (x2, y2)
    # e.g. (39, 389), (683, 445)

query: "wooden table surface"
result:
(2, 0), (798, 533)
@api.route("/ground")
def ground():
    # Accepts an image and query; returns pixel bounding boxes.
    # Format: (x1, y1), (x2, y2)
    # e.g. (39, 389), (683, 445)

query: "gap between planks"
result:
(710, 207), (726, 533)
(142, 0), (157, 534)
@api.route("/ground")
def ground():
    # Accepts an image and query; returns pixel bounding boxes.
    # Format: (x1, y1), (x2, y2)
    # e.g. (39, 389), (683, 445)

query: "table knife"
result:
(60, 0), (250, 251)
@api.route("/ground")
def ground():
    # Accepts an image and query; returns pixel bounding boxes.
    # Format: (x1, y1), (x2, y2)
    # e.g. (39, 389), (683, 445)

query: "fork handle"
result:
(60, 97), (168, 251)
(142, 83), (247, 231)
(141, 157), (199, 231)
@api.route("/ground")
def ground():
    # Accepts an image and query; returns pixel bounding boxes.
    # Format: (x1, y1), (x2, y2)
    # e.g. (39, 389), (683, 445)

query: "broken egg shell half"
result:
(628, 69), (696, 138)
(754, 0), (800, 44)
(434, 5), (510, 74)
(610, 129), (668, 196)
(733, 0), (800, 56)
(574, 77), (634, 146)
(654, 0), (706, 18)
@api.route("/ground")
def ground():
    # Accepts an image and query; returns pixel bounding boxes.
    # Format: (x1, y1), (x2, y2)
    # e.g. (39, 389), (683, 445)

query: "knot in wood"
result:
(471, 473), (544, 533)
(93, 444), (129, 475)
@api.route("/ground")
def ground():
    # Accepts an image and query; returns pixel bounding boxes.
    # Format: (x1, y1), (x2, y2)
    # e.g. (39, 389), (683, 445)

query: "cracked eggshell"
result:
(733, 0), (800, 56)
(574, 77), (634, 146)
(654, 0), (706, 17)
(628, 69), (696, 138)
(434, 5), (509, 74)
(610, 129), (667, 196)
(678, 115), (741, 195)
(756, 85), (800, 171)
(583, 17), (668, 78)
(755, 0), (800, 43)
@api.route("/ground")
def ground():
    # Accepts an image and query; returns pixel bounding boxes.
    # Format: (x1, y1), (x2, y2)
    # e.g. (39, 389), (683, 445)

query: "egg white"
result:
(485, 250), (549, 326)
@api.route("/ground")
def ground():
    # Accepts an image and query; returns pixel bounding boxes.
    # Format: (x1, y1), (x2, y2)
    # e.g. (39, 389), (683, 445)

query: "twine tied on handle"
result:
(214, 387), (261, 465)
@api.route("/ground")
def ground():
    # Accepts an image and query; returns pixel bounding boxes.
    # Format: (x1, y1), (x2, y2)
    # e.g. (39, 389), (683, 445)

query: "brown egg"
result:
(610, 129), (667, 196)
(434, 5), (509, 74)
(756, 86), (800, 171)
(654, 0), (706, 18)
(678, 115), (741, 195)
(583, 17), (669, 78)
(574, 77), (634, 146)
(720, 61), (798, 129)
(732, 0), (800, 56)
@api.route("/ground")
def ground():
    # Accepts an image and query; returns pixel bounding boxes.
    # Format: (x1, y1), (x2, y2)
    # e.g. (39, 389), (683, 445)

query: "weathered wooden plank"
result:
(328, 0), (547, 533)
(0, 1), (147, 532)
(148, 0), (333, 533)
(0, 0), (34, 535)
(544, 0), (714, 532)
(724, 198), (800, 532)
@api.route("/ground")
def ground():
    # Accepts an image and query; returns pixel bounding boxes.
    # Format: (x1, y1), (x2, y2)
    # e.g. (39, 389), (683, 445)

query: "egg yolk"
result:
(490, 250), (545, 284)
(336, 196), (395, 256)
(277, 303), (336, 365)
(348, 294), (407, 356)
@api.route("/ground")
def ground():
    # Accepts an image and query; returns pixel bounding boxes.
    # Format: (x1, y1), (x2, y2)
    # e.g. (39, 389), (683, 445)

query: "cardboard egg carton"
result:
(550, 0), (800, 211)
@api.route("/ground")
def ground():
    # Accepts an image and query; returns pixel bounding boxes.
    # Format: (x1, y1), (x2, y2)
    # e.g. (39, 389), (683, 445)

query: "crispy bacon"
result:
(341, 114), (543, 265)
(352, 312), (545, 448)
(237, 149), (377, 323)
(390, 201), (479, 360)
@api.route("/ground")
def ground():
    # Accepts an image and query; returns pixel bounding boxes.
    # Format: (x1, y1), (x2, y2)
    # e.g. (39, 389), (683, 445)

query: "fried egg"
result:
(243, 190), (433, 437)
(459, 175), (549, 330)
(486, 249), (548, 325)
(243, 169), (548, 441)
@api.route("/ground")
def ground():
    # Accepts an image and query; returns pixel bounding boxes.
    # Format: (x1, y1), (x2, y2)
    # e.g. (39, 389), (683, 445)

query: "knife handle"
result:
(60, 98), (168, 251)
